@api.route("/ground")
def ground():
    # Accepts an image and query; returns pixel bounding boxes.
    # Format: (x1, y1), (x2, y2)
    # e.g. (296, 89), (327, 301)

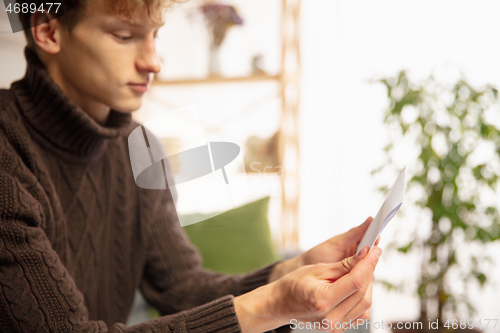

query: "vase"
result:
(208, 46), (221, 77)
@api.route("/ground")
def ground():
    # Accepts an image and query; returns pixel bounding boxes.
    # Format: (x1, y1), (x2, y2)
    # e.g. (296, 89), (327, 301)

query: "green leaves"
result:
(472, 165), (484, 180)
(397, 241), (413, 253)
(375, 70), (500, 321)
(377, 280), (405, 292)
(473, 271), (487, 286)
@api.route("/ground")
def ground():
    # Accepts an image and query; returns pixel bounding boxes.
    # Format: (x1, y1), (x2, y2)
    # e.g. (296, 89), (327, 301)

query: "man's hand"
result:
(269, 217), (381, 283)
(300, 216), (381, 266)
(234, 246), (382, 333)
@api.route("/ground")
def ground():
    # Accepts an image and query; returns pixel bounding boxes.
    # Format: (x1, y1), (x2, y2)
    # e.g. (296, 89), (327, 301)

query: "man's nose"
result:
(136, 39), (162, 74)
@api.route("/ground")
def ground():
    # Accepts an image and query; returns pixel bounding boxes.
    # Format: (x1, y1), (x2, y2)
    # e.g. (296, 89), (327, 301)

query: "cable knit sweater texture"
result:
(0, 47), (289, 332)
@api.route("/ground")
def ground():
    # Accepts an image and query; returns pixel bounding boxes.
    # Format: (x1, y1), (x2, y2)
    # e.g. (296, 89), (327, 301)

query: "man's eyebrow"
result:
(116, 18), (166, 29)
(116, 19), (142, 27)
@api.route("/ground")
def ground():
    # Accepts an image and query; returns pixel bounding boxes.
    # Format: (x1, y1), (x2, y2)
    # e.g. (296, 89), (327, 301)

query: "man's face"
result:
(54, 0), (163, 116)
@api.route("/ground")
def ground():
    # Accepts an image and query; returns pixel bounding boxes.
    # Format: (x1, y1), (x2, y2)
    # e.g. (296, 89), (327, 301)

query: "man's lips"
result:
(128, 81), (150, 93)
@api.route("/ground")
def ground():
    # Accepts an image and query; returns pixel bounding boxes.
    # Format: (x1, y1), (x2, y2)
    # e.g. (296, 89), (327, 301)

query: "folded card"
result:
(357, 167), (406, 253)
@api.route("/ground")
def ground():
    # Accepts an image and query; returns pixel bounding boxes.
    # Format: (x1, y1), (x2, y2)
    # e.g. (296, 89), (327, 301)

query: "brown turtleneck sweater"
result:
(0, 47), (286, 332)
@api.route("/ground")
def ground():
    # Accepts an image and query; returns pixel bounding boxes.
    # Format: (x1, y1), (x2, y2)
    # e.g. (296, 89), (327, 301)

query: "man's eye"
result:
(115, 34), (132, 41)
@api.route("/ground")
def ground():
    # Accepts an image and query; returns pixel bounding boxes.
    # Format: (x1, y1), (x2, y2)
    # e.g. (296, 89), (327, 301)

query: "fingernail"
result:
(376, 248), (382, 258)
(357, 246), (367, 257)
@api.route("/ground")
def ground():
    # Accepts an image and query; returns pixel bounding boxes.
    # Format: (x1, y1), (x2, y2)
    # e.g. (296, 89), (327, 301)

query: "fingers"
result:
(329, 272), (373, 321)
(350, 246), (382, 277)
(326, 286), (372, 333)
(321, 282), (373, 333)
(338, 282), (373, 324)
(314, 246), (370, 281)
(278, 246), (380, 328)
(374, 236), (381, 246)
(342, 243), (358, 261)
(324, 246), (381, 309)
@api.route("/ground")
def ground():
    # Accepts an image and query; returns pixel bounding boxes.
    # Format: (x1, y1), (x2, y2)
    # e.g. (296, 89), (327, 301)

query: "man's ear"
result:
(30, 11), (62, 54)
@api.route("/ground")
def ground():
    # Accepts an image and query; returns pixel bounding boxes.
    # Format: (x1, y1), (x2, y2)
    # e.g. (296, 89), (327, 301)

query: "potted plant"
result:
(373, 70), (500, 333)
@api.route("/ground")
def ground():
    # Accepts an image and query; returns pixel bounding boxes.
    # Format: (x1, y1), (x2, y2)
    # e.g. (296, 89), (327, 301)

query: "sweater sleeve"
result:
(138, 186), (279, 306)
(137, 186), (293, 333)
(0, 159), (275, 332)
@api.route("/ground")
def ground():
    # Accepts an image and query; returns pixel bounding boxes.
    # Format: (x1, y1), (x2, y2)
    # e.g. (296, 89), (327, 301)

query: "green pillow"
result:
(182, 196), (281, 274)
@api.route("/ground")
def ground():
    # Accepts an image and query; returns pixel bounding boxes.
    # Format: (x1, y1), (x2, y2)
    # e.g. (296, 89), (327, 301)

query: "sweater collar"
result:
(10, 46), (133, 158)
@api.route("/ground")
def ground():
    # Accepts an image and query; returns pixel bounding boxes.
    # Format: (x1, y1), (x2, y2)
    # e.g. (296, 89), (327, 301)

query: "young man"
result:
(0, 0), (382, 331)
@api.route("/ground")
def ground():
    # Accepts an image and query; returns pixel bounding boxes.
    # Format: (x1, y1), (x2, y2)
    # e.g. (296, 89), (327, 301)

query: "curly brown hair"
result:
(17, 0), (183, 49)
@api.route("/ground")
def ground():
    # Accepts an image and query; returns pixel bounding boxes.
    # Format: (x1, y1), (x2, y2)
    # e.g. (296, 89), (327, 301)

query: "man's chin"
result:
(110, 100), (142, 114)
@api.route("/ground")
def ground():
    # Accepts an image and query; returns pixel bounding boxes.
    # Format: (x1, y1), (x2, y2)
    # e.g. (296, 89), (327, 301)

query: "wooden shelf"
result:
(152, 74), (281, 86)
(149, 0), (302, 250)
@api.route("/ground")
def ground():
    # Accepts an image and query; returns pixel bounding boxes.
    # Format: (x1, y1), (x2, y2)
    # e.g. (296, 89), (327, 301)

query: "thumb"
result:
(316, 245), (370, 281)
(345, 216), (373, 243)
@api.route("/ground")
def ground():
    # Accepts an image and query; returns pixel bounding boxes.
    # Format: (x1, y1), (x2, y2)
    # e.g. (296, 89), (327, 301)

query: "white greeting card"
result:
(357, 167), (406, 253)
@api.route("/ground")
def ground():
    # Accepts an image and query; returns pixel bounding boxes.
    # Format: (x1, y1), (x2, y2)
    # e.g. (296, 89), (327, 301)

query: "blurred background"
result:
(2, 0), (500, 332)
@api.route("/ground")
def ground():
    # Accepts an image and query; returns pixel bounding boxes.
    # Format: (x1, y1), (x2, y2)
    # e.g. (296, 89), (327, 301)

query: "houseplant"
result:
(374, 70), (500, 332)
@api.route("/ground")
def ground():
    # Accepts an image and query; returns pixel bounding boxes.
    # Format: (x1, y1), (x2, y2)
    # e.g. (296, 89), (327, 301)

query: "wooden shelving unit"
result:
(151, 0), (302, 250)
(152, 74), (281, 85)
